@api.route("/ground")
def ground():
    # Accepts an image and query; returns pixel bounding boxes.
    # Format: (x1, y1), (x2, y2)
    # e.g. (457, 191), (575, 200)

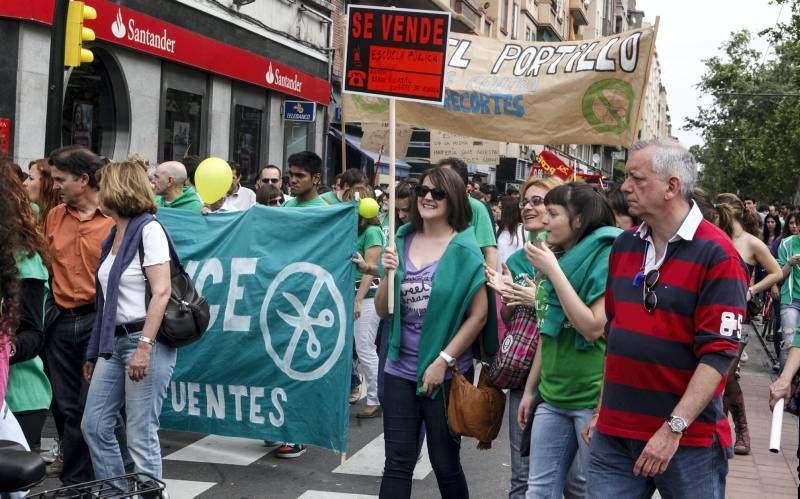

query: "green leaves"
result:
(688, 13), (800, 203)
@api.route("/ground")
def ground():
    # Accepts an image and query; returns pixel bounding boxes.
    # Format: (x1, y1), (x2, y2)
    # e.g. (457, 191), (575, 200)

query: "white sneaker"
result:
(40, 439), (59, 464)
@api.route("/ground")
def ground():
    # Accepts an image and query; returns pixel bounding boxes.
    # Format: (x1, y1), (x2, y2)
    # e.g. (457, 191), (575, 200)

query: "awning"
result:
(329, 128), (411, 176)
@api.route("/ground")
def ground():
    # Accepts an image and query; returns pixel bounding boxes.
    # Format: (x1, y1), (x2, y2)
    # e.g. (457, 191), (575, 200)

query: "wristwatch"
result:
(439, 350), (456, 367)
(667, 415), (688, 434)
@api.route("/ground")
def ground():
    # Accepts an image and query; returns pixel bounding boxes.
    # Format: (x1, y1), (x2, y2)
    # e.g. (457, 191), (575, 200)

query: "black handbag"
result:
(138, 223), (210, 348)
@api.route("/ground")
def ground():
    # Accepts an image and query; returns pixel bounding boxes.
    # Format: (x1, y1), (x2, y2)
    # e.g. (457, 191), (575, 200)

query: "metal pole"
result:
(45, 0), (69, 155)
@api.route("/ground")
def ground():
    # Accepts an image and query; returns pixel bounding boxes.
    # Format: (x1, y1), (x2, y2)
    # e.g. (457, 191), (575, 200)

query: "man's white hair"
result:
(630, 139), (697, 198)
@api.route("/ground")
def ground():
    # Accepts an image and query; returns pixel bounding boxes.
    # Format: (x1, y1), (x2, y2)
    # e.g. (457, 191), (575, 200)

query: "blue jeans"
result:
(526, 403), (593, 499)
(780, 300), (800, 367)
(45, 309), (95, 484)
(380, 373), (467, 499)
(508, 389), (529, 499)
(81, 331), (176, 488)
(586, 431), (728, 499)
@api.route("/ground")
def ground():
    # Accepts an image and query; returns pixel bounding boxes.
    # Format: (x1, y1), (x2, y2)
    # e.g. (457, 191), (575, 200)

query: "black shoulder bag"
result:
(139, 222), (211, 348)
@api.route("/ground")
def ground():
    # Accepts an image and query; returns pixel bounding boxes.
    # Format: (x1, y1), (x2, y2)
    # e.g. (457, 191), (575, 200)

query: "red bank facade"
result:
(0, 0), (333, 181)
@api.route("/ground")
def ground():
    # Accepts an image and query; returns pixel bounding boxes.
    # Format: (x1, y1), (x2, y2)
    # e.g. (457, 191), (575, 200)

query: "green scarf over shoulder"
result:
(386, 224), (498, 397)
(539, 226), (621, 350)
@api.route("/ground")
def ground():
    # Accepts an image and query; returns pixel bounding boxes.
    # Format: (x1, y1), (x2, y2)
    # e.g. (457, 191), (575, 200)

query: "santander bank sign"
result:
(111, 8), (176, 54)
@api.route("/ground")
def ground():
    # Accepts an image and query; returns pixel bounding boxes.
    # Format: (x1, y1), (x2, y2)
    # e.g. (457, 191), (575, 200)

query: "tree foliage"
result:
(686, 1), (800, 203)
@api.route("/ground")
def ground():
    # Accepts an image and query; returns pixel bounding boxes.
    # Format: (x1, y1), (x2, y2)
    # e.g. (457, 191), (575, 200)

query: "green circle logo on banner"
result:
(582, 79), (635, 135)
(352, 95), (390, 113)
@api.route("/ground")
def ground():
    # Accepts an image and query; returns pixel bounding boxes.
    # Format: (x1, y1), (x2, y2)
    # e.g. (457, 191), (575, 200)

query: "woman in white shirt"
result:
(496, 196), (526, 271)
(81, 161), (176, 490)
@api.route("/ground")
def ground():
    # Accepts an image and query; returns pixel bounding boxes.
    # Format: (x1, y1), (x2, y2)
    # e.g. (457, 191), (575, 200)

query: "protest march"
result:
(2, 0), (800, 498)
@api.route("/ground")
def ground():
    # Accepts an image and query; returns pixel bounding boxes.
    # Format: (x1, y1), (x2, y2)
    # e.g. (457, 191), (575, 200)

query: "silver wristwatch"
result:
(438, 350), (456, 367)
(667, 415), (688, 434)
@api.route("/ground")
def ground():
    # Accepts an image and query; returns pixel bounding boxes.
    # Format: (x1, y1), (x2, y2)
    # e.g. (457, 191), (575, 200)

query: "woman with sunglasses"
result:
(509, 183), (619, 498)
(486, 176), (570, 499)
(256, 183), (285, 207)
(375, 166), (494, 499)
(713, 193), (782, 455)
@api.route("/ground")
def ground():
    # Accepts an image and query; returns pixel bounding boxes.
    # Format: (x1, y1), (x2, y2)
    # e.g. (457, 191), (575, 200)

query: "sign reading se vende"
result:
(344, 5), (450, 104)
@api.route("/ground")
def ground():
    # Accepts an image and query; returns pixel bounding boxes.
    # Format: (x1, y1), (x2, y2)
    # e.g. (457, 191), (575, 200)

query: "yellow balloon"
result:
(195, 157), (233, 205)
(359, 198), (380, 219)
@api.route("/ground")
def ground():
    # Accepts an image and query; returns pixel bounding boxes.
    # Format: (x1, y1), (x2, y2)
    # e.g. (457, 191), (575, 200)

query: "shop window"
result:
(231, 104), (263, 184)
(162, 88), (203, 160)
(62, 57), (117, 156)
(285, 121), (310, 160)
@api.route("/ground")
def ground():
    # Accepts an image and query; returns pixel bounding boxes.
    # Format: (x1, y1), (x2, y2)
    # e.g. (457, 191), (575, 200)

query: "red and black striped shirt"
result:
(597, 217), (747, 448)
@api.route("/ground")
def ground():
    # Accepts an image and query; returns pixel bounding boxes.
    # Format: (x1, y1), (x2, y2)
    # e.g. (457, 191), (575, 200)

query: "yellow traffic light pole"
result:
(44, 0), (96, 155)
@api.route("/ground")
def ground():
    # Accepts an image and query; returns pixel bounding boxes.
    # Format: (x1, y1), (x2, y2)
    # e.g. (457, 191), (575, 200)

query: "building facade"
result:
(1, 0), (334, 184)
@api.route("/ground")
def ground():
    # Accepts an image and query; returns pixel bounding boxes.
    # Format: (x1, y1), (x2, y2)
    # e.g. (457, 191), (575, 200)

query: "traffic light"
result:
(64, 1), (97, 67)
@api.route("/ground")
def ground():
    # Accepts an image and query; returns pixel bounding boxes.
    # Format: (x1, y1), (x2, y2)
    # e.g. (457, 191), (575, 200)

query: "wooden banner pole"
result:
(387, 99), (396, 314)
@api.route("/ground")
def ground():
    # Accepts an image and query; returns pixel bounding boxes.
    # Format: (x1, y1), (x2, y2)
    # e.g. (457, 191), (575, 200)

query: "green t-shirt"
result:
(534, 277), (605, 409)
(778, 235), (800, 304)
(283, 195), (330, 208)
(320, 191), (340, 204)
(156, 186), (204, 213)
(357, 225), (385, 299)
(468, 196), (497, 248)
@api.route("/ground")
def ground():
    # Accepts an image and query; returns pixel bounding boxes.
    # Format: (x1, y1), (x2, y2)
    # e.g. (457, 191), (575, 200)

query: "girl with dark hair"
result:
(508, 182), (619, 498)
(713, 193), (782, 455)
(763, 213), (782, 247)
(24, 159), (62, 226)
(496, 196), (525, 271)
(375, 166), (495, 498)
(606, 186), (640, 230)
(0, 162), (51, 470)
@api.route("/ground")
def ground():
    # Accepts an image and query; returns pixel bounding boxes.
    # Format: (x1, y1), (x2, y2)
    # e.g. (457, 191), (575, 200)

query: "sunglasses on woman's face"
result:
(267, 198), (283, 206)
(414, 185), (447, 201)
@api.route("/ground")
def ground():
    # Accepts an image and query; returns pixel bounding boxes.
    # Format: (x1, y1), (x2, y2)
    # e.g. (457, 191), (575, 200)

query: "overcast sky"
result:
(635, 0), (785, 148)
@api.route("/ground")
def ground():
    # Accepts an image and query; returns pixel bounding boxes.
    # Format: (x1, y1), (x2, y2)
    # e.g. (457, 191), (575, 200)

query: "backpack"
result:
(139, 222), (210, 348)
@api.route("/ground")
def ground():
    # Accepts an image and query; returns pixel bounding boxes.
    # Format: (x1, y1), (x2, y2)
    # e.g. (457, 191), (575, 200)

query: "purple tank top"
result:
(384, 233), (472, 382)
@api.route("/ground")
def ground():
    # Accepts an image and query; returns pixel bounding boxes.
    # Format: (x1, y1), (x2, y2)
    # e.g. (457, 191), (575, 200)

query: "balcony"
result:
(569, 0), (588, 26)
(533, 0), (564, 39)
(450, 0), (482, 33)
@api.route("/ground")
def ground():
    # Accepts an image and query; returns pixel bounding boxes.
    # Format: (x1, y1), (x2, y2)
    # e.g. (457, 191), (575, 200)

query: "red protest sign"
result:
(536, 150), (574, 180)
(344, 5), (450, 104)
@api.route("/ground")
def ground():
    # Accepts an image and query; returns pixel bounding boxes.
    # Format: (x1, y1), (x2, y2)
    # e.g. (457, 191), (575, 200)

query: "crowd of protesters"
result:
(1, 138), (800, 499)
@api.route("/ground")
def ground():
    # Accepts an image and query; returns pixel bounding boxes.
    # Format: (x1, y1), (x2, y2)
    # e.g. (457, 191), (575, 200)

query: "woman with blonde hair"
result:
(714, 193), (782, 455)
(23, 159), (61, 225)
(344, 185), (386, 417)
(80, 161), (176, 489)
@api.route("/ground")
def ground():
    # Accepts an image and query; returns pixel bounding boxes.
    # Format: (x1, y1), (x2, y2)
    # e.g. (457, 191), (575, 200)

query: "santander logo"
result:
(266, 63), (303, 93)
(109, 8), (176, 54)
(111, 9), (126, 38)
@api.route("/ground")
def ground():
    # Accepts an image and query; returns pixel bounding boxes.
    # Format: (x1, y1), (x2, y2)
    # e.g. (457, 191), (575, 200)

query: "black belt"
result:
(57, 303), (95, 315)
(115, 320), (146, 337)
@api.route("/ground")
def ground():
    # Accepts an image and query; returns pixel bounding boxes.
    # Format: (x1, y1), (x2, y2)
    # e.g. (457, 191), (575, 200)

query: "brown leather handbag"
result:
(447, 362), (506, 449)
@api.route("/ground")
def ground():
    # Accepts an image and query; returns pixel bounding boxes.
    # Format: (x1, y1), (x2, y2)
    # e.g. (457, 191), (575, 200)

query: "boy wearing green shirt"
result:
(282, 151), (328, 208)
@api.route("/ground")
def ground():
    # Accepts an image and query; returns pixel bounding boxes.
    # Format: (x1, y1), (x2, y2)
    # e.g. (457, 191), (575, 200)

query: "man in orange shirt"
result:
(44, 145), (114, 485)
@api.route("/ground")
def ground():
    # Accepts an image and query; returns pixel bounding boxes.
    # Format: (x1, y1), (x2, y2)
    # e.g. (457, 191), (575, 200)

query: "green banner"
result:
(157, 203), (357, 453)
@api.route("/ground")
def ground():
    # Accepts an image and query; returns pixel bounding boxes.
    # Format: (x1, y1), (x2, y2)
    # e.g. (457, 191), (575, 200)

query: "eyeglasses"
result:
(259, 178), (280, 184)
(643, 269), (659, 313)
(414, 185), (447, 201)
(520, 196), (545, 209)
(267, 198), (283, 206)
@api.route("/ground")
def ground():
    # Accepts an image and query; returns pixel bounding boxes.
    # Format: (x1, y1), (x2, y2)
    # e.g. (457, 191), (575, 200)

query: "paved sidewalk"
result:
(726, 325), (798, 499)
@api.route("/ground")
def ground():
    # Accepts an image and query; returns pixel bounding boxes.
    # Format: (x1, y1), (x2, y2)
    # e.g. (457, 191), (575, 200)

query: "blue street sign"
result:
(284, 100), (316, 122)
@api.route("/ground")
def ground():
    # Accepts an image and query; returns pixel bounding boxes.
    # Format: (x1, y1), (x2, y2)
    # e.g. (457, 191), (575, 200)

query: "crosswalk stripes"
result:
(297, 492), (378, 499)
(161, 478), (218, 499)
(333, 432), (433, 480)
(164, 434), (273, 465)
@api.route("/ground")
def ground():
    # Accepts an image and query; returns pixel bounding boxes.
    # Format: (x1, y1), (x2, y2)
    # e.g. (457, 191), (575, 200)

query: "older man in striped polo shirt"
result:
(584, 139), (747, 498)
